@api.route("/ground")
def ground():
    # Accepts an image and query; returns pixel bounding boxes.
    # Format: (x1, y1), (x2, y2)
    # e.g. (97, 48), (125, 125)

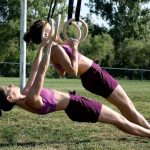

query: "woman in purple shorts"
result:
(23, 19), (150, 130)
(0, 39), (150, 137)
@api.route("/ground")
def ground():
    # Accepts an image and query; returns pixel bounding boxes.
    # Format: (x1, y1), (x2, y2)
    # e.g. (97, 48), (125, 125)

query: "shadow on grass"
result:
(0, 139), (91, 148)
(1, 136), (149, 148)
(118, 136), (149, 143)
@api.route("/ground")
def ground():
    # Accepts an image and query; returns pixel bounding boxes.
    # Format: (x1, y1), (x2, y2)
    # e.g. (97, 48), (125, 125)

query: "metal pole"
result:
(20, 0), (27, 91)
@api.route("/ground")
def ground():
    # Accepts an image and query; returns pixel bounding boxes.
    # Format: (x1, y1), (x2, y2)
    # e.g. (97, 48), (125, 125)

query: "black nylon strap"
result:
(51, 0), (57, 18)
(68, 0), (74, 20)
(75, 0), (82, 21)
(47, 0), (54, 21)
(47, 0), (57, 21)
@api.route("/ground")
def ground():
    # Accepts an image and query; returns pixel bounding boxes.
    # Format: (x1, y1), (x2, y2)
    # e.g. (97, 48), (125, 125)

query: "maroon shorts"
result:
(80, 62), (118, 98)
(65, 91), (102, 123)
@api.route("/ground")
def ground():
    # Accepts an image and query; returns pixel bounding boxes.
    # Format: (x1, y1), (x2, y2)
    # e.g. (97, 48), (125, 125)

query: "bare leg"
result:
(98, 105), (150, 137)
(107, 84), (150, 129)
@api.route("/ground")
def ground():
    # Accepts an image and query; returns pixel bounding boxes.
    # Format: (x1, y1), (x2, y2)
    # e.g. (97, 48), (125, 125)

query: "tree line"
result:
(0, 0), (150, 79)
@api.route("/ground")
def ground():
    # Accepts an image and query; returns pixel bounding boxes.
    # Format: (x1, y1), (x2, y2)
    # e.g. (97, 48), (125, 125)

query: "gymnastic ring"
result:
(79, 19), (88, 41)
(54, 14), (62, 42)
(63, 18), (81, 41)
(48, 18), (55, 39)
(54, 14), (64, 44)
(63, 18), (88, 41)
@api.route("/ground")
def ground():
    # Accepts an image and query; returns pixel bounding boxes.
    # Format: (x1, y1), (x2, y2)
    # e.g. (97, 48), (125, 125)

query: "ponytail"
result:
(23, 19), (44, 45)
(0, 87), (15, 116)
(23, 32), (31, 43)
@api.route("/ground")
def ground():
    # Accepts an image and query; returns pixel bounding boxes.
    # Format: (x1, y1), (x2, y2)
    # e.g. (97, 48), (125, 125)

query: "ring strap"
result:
(47, 0), (57, 21)
(68, 0), (74, 20)
(47, 0), (53, 21)
(75, 0), (82, 21)
(51, 0), (57, 18)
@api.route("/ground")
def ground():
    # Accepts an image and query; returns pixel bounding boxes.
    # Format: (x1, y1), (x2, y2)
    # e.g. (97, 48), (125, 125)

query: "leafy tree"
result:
(116, 38), (150, 69)
(0, 0), (67, 58)
(0, 0), (20, 59)
(79, 33), (114, 66)
(0, 0), (67, 77)
(88, 0), (150, 46)
(83, 14), (108, 37)
(26, 0), (67, 27)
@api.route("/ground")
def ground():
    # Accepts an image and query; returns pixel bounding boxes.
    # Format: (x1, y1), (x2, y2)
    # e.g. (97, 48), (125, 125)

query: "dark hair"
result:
(0, 87), (15, 116)
(23, 19), (44, 45)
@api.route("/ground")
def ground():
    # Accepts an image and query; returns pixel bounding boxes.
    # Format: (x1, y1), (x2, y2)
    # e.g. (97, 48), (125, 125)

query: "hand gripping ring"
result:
(41, 18), (55, 43)
(63, 18), (88, 41)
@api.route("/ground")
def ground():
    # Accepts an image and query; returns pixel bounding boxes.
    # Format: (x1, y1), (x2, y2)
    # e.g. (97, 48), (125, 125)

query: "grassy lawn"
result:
(0, 77), (150, 150)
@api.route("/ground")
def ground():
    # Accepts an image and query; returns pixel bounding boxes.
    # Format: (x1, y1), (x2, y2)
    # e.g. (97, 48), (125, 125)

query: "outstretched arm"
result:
(28, 40), (53, 97)
(21, 44), (45, 95)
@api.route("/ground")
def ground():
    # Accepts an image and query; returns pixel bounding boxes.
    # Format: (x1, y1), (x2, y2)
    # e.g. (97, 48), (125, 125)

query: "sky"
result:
(66, 0), (150, 28)
(66, 0), (109, 27)
(80, 0), (109, 27)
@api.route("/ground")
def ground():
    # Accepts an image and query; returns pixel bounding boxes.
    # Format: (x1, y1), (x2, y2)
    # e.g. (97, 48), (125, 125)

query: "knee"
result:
(108, 86), (136, 112)
(123, 103), (137, 115)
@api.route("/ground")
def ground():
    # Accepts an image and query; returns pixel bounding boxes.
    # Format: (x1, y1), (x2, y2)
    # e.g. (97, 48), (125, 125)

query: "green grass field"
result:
(0, 77), (150, 150)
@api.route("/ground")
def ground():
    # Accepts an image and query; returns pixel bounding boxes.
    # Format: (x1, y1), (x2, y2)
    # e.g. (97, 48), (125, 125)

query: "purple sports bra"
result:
(53, 44), (81, 71)
(38, 88), (56, 115)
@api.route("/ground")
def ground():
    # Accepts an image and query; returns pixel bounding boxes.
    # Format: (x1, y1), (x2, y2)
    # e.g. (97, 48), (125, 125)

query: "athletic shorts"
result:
(80, 62), (118, 98)
(65, 91), (102, 123)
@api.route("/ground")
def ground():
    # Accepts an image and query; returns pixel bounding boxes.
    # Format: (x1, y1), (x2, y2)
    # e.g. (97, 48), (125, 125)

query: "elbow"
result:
(69, 70), (78, 76)
(74, 71), (78, 77)
(65, 65), (78, 76)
